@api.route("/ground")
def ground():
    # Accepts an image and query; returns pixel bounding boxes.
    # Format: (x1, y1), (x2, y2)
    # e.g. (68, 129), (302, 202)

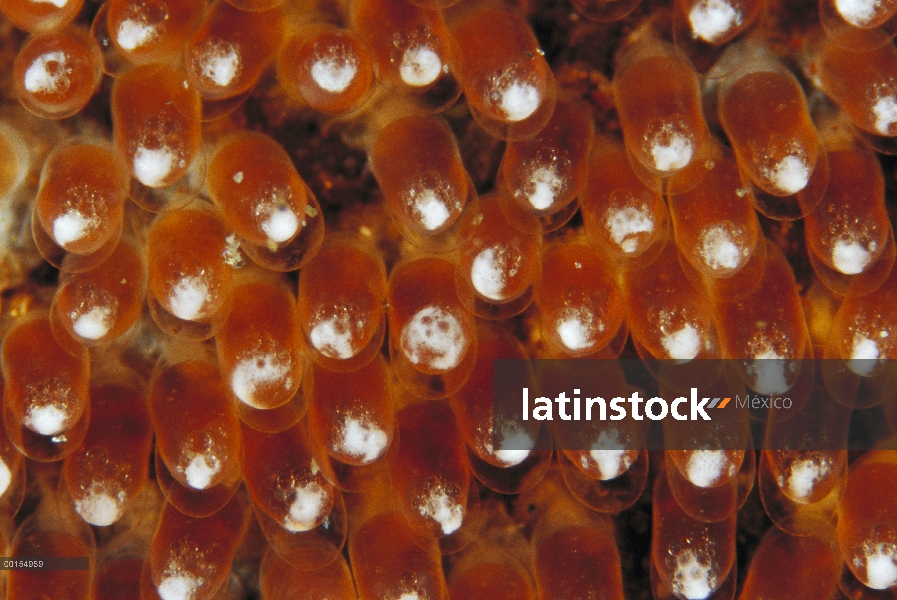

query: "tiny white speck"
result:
(400, 45), (442, 87)
(72, 305), (115, 340)
(688, 0), (743, 42)
(400, 305), (467, 371)
(132, 145), (177, 187)
(168, 276), (209, 321)
(24, 51), (69, 94)
(233, 171), (244, 183)
(32, 0), (68, 6)
(116, 18), (158, 51)
(52, 210), (96, 248)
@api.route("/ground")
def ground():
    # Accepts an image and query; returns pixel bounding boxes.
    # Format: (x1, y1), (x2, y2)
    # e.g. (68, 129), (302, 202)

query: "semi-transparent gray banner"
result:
(491, 359), (897, 451)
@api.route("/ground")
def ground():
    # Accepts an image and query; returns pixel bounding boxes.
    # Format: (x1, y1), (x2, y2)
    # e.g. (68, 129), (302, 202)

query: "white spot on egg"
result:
(688, 0), (743, 42)
(849, 333), (881, 375)
(872, 93), (897, 135)
(283, 481), (330, 532)
(132, 145), (177, 187)
(416, 483), (464, 535)
(750, 347), (790, 395)
(488, 68), (541, 122)
(117, 19), (158, 51)
(861, 544), (897, 589)
(671, 549), (718, 600)
(401, 305), (467, 371)
(311, 52), (358, 93)
(25, 403), (70, 437)
(194, 40), (242, 87)
(310, 313), (358, 359)
(784, 457), (830, 501)
(157, 574), (202, 600)
(833, 240), (874, 274)
(0, 458), (11, 498)
(260, 206), (299, 244)
(836, 0), (889, 27)
(471, 247), (509, 301)
(556, 308), (602, 351)
(52, 210), (96, 248)
(230, 353), (290, 408)
(72, 305), (115, 340)
(337, 415), (389, 464)
(606, 205), (655, 253)
(662, 323), (702, 361)
(647, 122), (694, 172)
(698, 225), (746, 272)
(74, 483), (126, 526)
(585, 429), (634, 480)
(488, 420), (534, 467)
(400, 45), (442, 87)
(183, 452), (221, 490)
(24, 51), (70, 94)
(686, 450), (731, 488)
(168, 276), (210, 321)
(412, 189), (451, 231)
(763, 154), (810, 195)
(521, 165), (564, 210)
